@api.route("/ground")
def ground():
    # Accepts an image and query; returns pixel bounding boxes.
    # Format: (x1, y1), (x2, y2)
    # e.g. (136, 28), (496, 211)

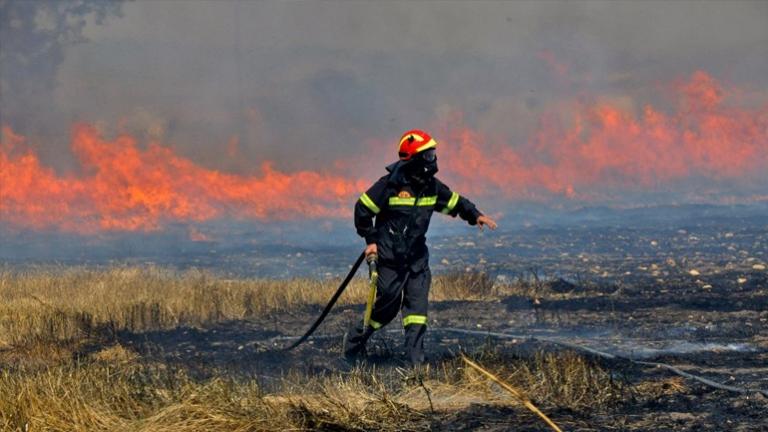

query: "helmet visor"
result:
(420, 148), (437, 162)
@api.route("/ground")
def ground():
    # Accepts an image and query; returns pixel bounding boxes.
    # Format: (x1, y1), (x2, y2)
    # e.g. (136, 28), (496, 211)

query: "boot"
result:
(342, 321), (374, 360)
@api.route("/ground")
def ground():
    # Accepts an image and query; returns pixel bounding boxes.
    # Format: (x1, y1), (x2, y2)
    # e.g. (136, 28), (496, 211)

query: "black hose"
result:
(284, 251), (366, 351)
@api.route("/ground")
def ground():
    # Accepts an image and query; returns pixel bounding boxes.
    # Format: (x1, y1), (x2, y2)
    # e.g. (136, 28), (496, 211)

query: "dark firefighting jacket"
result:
(354, 162), (482, 271)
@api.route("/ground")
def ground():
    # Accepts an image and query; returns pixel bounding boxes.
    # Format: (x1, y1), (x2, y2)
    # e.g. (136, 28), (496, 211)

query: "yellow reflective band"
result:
(369, 319), (383, 330)
(403, 314), (428, 327)
(388, 195), (438, 207)
(417, 196), (437, 206)
(359, 193), (380, 214)
(442, 192), (460, 214)
(389, 196), (415, 206)
(414, 138), (437, 153)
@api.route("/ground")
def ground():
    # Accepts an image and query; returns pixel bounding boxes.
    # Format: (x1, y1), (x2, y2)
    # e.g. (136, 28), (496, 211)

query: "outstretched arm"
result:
(435, 179), (498, 230)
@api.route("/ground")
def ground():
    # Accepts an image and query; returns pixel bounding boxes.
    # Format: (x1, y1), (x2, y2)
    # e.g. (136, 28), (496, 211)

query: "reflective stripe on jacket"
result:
(354, 169), (481, 270)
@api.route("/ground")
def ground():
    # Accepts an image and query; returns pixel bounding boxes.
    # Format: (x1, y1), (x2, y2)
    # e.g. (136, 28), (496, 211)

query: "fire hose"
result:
(363, 254), (378, 328)
(285, 251), (377, 351)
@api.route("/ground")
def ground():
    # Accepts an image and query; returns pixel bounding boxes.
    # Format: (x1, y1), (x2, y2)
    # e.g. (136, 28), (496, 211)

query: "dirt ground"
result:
(114, 270), (768, 431)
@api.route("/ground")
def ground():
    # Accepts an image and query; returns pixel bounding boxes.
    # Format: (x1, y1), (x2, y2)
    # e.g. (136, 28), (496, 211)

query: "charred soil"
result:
(112, 275), (768, 431)
(2, 268), (766, 431)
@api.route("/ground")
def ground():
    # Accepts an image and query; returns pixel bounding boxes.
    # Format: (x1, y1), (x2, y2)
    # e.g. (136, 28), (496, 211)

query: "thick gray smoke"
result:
(0, 0), (122, 166)
(3, 1), (766, 173)
(1, 1), (767, 265)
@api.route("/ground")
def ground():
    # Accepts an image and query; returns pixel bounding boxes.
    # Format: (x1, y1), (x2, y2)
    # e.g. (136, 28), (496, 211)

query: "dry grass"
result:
(633, 376), (688, 400)
(0, 266), (564, 348)
(0, 266), (635, 431)
(0, 361), (430, 431)
(427, 349), (626, 412)
(1, 347), (630, 432)
(0, 266), (348, 347)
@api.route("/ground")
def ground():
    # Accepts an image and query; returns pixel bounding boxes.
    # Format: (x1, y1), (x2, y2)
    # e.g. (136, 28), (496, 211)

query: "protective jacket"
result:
(354, 161), (482, 271)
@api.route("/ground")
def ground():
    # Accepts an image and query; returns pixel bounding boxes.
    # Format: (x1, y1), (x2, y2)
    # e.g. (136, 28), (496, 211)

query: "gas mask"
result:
(405, 148), (438, 184)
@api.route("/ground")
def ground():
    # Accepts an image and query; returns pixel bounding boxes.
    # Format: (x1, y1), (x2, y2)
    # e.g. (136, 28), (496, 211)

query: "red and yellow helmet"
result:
(398, 129), (437, 161)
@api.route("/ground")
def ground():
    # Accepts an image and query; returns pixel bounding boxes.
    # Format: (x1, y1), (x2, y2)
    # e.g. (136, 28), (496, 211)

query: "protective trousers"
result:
(344, 264), (431, 365)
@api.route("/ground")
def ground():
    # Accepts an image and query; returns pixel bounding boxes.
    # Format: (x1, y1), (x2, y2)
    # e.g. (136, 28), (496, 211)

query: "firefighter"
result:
(343, 129), (498, 366)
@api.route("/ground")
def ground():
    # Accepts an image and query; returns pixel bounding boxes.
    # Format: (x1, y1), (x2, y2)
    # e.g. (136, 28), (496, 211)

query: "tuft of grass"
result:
(431, 271), (497, 300)
(633, 376), (688, 401)
(90, 343), (139, 364)
(433, 350), (627, 411)
(497, 350), (625, 410)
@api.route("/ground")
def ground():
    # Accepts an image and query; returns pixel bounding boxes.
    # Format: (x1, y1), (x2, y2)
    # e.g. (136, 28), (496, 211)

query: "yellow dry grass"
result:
(1, 349), (628, 432)
(633, 376), (688, 400)
(1, 361), (423, 431)
(0, 266), (359, 347)
(0, 266), (634, 431)
(0, 266), (554, 348)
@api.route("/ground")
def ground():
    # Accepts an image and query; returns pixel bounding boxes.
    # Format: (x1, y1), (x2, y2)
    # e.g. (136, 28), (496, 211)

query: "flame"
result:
(2, 71), (766, 233)
(438, 71), (768, 199)
(1, 124), (366, 233)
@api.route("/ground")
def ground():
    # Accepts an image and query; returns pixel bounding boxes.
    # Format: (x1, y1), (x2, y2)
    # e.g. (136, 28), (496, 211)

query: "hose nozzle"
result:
(366, 253), (378, 276)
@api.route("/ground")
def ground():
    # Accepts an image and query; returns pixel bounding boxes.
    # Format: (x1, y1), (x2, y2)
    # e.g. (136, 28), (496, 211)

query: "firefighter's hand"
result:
(364, 243), (378, 257)
(477, 215), (498, 231)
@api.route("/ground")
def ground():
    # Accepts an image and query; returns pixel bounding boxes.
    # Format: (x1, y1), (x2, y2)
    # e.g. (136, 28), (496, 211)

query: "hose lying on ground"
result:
(284, 251), (366, 351)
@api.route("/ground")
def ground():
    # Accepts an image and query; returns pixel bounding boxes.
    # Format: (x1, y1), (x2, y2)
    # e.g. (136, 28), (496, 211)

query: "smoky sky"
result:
(3, 0), (768, 176)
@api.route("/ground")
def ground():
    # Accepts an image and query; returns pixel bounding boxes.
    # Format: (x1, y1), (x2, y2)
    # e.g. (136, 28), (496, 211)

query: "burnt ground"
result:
(115, 270), (768, 431)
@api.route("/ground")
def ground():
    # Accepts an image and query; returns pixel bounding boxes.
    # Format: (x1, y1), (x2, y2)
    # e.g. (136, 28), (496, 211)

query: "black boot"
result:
(342, 321), (374, 360)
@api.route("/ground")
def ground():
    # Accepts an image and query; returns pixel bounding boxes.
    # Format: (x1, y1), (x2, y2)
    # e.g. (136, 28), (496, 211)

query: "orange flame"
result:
(1, 124), (366, 233)
(437, 71), (768, 199)
(1, 71), (766, 233)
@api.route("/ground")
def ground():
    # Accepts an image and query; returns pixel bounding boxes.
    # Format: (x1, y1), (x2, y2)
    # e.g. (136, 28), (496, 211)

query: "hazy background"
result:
(4, 1), (768, 170)
(1, 0), (767, 266)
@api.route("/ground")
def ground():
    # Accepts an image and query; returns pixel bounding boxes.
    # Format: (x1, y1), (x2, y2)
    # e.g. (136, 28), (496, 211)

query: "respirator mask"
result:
(406, 148), (438, 184)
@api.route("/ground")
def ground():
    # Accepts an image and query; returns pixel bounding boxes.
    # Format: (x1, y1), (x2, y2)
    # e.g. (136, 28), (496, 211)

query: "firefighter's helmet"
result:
(398, 130), (437, 161)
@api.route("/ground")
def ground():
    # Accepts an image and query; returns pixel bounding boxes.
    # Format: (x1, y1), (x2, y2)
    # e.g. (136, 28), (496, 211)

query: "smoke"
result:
(33, 0), (767, 173)
(1, 1), (767, 235)
(2, 71), (766, 233)
(436, 71), (768, 202)
(0, 0), (122, 133)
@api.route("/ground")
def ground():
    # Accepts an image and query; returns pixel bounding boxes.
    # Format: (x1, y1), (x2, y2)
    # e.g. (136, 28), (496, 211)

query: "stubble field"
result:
(1, 265), (766, 431)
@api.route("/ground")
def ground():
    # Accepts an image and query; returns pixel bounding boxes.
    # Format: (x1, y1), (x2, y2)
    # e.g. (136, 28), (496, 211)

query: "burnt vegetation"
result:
(0, 263), (766, 431)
